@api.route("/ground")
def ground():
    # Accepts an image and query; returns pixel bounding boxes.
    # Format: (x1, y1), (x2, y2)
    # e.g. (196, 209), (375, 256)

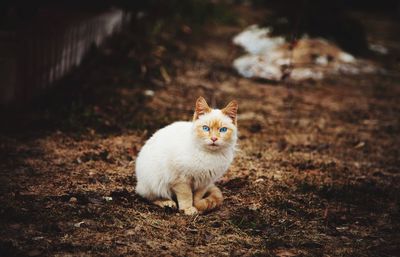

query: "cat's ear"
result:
(193, 96), (211, 120)
(222, 100), (238, 124)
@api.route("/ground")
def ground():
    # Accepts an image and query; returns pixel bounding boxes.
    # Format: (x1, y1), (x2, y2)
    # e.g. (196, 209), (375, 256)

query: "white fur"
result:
(135, 110), (237, 201)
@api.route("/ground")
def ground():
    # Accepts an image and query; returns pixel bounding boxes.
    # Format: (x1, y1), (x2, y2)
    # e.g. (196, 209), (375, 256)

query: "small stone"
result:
(249, 205), (259, 211)
(69, 197), (78, 203)
(144, 90), (155, 97)
(354, 141), (365, 149)
(255, 178), (264, 183)
(103, 196), (113, 202)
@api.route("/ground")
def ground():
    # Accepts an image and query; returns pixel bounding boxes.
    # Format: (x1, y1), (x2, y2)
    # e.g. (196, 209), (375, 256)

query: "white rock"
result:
(369, 43), (388, 55)
(144, 90), (155, 97)
(233, 25), (285, 55)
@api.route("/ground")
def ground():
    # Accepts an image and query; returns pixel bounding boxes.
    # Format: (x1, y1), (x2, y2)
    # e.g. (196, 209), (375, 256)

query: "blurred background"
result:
(0, 1), (399, 256)
(1, 0), (399, 108)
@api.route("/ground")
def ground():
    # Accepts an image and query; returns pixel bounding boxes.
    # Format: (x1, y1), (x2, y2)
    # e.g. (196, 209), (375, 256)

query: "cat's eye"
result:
(219, 127), (228, 133)
(202, 125), (210, 132)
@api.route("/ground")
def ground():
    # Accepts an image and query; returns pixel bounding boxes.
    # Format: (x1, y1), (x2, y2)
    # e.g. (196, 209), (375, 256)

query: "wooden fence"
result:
(0, 8), (131, 105)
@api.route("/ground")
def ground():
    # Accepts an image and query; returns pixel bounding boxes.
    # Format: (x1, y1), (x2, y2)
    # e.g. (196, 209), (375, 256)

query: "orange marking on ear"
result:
(193, 96), (212, 120)
(222, 100), (238, 124)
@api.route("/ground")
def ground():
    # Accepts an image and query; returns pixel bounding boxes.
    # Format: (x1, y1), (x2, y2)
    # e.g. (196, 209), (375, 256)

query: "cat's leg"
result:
(171, 182), (198, 215)
(194, 184), (223, 213)
(193, 186), (209, 204)
(137, 183), (177, 209)
(152, 199), (177, 209)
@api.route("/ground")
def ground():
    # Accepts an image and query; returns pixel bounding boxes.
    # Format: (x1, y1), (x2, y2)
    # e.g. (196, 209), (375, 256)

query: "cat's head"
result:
(192, 96), (238, 151)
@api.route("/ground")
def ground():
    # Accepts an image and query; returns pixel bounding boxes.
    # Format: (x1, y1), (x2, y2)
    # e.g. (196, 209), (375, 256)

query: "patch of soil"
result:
(1, 2), (399, 257)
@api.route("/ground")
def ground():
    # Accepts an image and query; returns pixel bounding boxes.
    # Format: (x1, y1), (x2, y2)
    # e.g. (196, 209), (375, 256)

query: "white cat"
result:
(135, 97), (238, 215)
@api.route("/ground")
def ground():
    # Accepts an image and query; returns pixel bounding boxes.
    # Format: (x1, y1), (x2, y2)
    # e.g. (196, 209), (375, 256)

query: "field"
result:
(0, 3), (399, 256)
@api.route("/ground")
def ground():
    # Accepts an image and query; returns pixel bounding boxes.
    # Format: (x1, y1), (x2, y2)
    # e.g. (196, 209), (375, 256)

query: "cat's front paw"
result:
(153, 199), (177, 209)
(182, 206), (198, 215)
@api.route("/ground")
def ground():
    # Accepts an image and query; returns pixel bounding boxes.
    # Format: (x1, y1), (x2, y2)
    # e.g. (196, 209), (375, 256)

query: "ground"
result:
(0, 3), (399, 257)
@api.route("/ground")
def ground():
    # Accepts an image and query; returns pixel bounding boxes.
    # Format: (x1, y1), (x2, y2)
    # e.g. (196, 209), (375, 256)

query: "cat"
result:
(135, 96), (238, 215)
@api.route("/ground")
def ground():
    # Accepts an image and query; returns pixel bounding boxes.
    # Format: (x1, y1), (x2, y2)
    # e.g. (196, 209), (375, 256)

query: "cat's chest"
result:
(172, 150), (232, 183)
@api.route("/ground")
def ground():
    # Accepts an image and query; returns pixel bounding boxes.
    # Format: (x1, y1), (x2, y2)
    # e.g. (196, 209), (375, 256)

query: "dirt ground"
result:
(1, 3), (399, 257)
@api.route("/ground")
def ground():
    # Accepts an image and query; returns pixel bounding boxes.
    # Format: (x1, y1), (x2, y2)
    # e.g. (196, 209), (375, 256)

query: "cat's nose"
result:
(211, 136), (218, 142)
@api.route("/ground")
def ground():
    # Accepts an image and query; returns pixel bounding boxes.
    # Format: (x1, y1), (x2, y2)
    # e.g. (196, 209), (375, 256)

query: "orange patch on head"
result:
(209, 119), (222, 132)
(196, 119), (234, 142)
(209, 119), (233, 140)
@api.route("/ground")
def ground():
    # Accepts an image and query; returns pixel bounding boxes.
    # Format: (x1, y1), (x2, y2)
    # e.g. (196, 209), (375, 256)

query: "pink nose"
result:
(211, 137), (218, 142)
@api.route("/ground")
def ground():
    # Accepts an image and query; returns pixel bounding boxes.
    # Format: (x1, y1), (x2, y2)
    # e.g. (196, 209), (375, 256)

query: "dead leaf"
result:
(354, 141), (365, 149)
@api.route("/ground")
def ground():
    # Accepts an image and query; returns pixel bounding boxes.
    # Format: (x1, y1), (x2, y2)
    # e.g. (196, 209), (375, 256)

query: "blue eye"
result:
(202, 125), (210, 132)
(219, 127), (228, 133)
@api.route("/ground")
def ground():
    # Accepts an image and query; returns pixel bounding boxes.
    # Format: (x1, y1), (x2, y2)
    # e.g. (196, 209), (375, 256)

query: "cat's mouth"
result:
(209, 143), (219, 147)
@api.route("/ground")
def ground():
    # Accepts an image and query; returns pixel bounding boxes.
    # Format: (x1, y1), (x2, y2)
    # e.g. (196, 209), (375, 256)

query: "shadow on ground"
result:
(1, 1), (399, 256)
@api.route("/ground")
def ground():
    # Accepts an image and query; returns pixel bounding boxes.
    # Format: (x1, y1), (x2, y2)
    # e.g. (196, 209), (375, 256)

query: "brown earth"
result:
(1, 3), (399, 257)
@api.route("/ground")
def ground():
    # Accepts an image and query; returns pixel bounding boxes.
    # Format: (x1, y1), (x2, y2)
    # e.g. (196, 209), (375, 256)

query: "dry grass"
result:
(1, 3), (399, 257)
